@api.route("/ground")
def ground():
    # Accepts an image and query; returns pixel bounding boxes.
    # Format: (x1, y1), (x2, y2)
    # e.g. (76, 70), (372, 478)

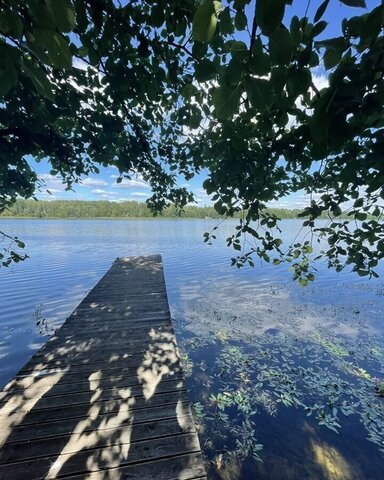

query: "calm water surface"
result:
(0, 218), (383, 479)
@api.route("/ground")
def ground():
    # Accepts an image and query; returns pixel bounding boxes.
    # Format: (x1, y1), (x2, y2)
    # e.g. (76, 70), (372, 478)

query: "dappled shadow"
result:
(0, 256), (206, 479)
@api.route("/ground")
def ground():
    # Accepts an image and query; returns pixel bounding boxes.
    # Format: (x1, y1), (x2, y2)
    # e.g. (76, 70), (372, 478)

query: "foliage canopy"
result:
(1, 0), (384, 280)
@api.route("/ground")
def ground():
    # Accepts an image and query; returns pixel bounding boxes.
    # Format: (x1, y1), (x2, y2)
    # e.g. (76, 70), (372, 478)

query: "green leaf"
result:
(29, 0), (55, 28)
(192, 41), (208, 59)
(286, 67), (311, 98)
(343, 16), (364, 37)
(33, 29), (72, 69)
(0, 67), (18, 96)
(312, 21), (328, 37)
(248, 37), (271, 75)
(248, 53), (271, 76)
(324, 48), (342, 70)
(51, 0), (76, 32)
(361, 5), (384, 43)
(212, 83), (243, 119)
(290, 16), (302, 47)
(310, 108), (328, 144)
(356, 269), (369, 276)
(316, 37), (348, 52)
(340, 0), (366, 7)
(299, 278), (309, 286)
(256, 0), (286, 35)
(186, 113), (202, 129)
(269, 26), (293, 65)
(0, 11), (23, 38)
(22, 61), (54, 100)
(234, 11), (247, 30)
(270, 66), (288, 93)
(182, 83), (199, 99)
(195, 59), (217, 82)
(0, 44), (19, 96)
(220, 7), (234, 35)
(151, 5), (165, 27)
(245, 77), (273, 111)
(223, 59), (244, 85)
(229, 40), (248, 61)
(314, 0), (330, 23)
(192, 0), (222, 43)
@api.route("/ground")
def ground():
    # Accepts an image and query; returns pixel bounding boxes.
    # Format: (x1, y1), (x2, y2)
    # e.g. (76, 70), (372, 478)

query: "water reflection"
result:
(0, 218), (383, 478)
(174, 278), (384, 479)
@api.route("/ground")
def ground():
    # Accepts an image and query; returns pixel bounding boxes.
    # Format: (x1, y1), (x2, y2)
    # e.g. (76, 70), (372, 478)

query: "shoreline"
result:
(0, 216), (304, 221)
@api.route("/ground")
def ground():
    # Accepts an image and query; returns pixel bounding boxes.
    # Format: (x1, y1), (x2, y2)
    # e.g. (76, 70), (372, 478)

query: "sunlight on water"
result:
(0, 218), (383, 478)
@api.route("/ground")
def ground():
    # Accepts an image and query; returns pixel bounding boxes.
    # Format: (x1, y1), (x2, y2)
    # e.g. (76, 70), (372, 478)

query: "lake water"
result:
(1, 218), (383, 479)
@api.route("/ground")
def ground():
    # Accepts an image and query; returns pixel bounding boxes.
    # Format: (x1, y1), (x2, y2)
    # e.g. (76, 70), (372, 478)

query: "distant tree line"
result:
(1, 200), (304, 220)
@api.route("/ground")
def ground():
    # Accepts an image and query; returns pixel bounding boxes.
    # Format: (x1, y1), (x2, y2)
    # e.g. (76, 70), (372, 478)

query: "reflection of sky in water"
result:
(0, 218), (383, 478)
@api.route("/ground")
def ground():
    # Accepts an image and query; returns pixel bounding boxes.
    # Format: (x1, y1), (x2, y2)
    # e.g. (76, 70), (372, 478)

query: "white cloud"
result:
(91, 189), (107, 194)
(131, 192), (149, 197)
(193, 188), (213, 204)
(112, 177), (149, 189)
(38, 174), (67, 192)
(312, 73), (329, 91)
(91, 189), (118, 196)
(81, 178), (108, 187)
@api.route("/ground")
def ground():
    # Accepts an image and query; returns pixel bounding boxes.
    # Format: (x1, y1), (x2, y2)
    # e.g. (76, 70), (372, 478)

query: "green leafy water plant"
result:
(181, 316), (384, 472)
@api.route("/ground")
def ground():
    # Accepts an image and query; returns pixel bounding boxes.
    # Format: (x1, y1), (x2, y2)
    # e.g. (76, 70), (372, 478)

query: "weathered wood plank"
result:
(0, 415), (197, 464)
(66, 452), (207, 480)
(0, 433), (201, 479)
(0, 379), (185, 413)
(0, 255), (206, 479)
(1, 402), (194, 444)
(0, 389), (190, 428)
(12, 362), (182, 387)
(3, 371), (184, 398)
(18, 345), (179, 372)
(16, 357), (182, 379)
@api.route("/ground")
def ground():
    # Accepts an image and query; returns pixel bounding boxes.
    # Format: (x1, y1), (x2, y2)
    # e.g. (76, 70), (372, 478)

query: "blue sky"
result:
(31, 0), (380, 208)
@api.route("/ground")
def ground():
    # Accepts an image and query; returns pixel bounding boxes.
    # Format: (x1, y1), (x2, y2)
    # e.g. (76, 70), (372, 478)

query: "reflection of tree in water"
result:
(33, 303), (55, 337)
(177, 299), (384, 480)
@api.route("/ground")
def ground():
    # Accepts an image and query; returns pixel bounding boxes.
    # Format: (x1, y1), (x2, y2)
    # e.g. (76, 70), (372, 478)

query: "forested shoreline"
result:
(1, 200), (303, 219)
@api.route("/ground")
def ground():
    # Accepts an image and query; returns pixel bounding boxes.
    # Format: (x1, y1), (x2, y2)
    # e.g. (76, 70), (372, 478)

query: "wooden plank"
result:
(0, 379), (185, 413)
(0, 255), (206, 479)
(0, 433), (201, 479)
(66, 453), (207, 480)
(1, 402), (194, 444)
(12, 362), (182, 387)
(18, 344), (179, 371)
(0, 415), (197, 464)
(33, 323), (174, 352)
(16, 357), (182, 378)
(3, 371), (184, 398)
(0, 389), (190, 428)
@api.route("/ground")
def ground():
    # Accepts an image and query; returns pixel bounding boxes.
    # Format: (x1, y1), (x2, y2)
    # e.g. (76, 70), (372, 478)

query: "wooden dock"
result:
(0, 255), (206, 479)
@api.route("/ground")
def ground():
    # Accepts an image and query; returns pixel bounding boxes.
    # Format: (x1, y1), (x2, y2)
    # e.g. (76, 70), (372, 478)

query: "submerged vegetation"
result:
(177, 291), (384, 478)
(1, 0), (384, 278)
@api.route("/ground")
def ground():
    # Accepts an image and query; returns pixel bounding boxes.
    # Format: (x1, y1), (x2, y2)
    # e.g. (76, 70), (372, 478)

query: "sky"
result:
(30, 0), (381, 209)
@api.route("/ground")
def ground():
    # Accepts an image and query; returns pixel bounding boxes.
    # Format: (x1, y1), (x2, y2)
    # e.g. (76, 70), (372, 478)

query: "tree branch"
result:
(249, 1), (258, 55)
(168, 41), (200, 62)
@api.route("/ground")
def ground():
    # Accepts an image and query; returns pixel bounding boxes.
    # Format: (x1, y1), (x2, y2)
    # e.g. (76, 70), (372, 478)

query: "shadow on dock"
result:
(0, 256), (206, 479)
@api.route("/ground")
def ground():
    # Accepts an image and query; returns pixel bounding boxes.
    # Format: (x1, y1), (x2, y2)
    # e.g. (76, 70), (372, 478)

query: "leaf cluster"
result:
(1, 0), (384, 278)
